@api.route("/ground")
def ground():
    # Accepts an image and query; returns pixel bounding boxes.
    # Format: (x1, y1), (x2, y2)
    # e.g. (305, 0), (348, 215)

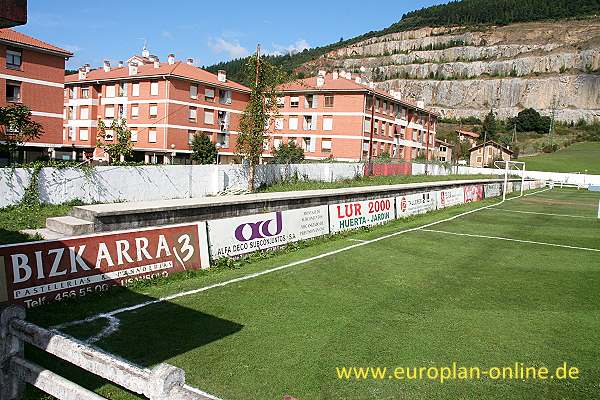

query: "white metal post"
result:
(521, 164), (526, 196)
(502, 163), (508, 201)
(597, 200), (600, 220)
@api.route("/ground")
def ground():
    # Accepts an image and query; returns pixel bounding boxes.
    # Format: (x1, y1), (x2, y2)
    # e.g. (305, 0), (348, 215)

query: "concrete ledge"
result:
(46, 216), (95, 236)
(65, 178), (521, 233)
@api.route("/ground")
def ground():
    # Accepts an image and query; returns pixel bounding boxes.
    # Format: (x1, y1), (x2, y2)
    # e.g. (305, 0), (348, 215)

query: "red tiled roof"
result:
(456, 129), (480, 138)
(279, 74), (437, 115)
(469, 140), (514, 154)
(0, 28), (72, 56)
(65, 61), (250, 92)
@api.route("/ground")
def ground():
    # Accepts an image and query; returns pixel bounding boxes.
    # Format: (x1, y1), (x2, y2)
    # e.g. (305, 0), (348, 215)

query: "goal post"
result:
(494, 160), (526, 201)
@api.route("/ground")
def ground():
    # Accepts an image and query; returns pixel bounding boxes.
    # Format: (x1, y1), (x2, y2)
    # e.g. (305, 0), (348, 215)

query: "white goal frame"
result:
(494, 160), (526, 201)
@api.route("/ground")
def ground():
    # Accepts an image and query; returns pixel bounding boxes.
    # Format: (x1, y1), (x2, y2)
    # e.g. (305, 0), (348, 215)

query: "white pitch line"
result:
(488, 208), (595, 219)
(348, 239), (369, 243)
(55, 188), (553, 331)
(421, 228), (600, 252)
(54, 196), (508, 329)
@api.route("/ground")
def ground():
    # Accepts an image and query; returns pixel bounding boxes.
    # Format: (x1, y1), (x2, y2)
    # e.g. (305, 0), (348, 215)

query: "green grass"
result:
(23, 188), (600, 400)
(0, 202), (77, 245)
(259, 174), (499, 193)
(518, 142), (600, 174)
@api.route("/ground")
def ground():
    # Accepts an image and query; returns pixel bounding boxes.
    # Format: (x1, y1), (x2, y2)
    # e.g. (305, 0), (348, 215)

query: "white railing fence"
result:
(0, 306), (212, 400)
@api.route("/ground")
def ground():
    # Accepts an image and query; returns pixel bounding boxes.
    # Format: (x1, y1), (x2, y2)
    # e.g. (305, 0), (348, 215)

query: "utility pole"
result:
(367, 91), (376, 176)
(548, 96), (556, 147)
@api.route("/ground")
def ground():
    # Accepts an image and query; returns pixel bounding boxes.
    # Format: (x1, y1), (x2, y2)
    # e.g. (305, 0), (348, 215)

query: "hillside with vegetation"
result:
(207, 0), (600, 86)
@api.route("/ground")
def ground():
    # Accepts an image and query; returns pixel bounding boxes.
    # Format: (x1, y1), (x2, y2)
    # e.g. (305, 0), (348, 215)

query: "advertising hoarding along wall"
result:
(330, 198), (395, 232)
(484, 183), (502, 198)
(464, 184), (484, 203)
(435, 188), (465, 209)
(207, 206), (329, 258)
(396, 192), (435, 218)
(0, 223), (210, 308)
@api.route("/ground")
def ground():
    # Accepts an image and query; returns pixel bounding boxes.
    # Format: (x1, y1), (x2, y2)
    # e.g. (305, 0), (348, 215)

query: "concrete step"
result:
(46, 216), (95, 236)
(21, 228), (68, 241)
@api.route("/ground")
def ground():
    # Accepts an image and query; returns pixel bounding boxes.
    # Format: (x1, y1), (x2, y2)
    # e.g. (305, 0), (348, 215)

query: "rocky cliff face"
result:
(300, 19), (600, 121)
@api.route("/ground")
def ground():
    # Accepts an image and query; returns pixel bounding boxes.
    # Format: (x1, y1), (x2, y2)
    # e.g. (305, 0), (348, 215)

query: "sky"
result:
(17, 0), (448, 70)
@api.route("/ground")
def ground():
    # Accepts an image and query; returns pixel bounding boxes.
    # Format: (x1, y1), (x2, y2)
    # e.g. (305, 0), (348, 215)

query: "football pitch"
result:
(26, 188), (600, 400)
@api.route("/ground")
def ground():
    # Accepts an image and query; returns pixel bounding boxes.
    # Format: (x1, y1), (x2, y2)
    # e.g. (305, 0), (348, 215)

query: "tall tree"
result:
(0, 105), (43, 164)
(481, 109), (497, 142)
(190, 133), (217, 164)
(237, 46), (286, 191)
(96, 118), (133, 164)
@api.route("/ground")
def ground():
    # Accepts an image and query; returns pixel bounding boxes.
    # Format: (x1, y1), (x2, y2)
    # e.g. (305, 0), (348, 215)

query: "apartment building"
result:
(0, 28), (72, 163)
(63, 48), (250, 164)
(268, 71), (437, 162)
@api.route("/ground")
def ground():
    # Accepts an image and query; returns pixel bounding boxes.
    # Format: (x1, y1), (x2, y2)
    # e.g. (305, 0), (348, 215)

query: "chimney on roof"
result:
(103, 60), (110, 72)
(417, 100), (425, 109)
(332, 70), (339, 80)
(154, 60), (160, 69)
(128, 62), (138, 76)
(187, 58), (194, 66)
(218, 70), (227, 83)
(316, 75), (325, 87)
(355, 77), (361, 84)
(84, 64), (91, 73)
(142, 45), (150, 58)
(167, 54), (175, 65)
(118, 61), (124, 68)
(78, 67), (87, 80)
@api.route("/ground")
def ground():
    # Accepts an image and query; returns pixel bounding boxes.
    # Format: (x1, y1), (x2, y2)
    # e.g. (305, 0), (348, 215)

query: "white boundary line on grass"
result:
(421, 228), (600, 252)
(486, 208), (596, 219)
(56, 188), (551, 333)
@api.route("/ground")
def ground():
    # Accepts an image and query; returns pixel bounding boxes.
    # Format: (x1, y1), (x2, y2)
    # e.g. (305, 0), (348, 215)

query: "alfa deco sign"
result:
(0, 223), (209, 308)
(207, 206), (329, 258)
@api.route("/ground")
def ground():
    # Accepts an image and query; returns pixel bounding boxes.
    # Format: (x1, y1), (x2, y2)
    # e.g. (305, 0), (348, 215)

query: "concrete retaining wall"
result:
(0, 162), (596, 208)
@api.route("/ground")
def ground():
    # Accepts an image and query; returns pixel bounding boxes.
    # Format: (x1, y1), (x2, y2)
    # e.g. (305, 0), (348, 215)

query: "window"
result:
(189, 107), (197, 121)
(6, 81), (21, 102)
(274, 117), (284, 130)
(106, 85), (116, 98)
(488, 147), (493, 155)
(304, 94), (317, 108)
(68, 127), (75, 141)
(323, 116), (333, 131)
(219, 89), (232, 104)
(205, 87), (215, 102)
(149, 104), (158, 118)
(276, 96), (285, 107)
(148, 129), (157, 143)
(132, 83), (140, 97)
(303, 115), (316, 130)
(439, 146), (447, 152)
(150, 81), (159, 96)
(366, 96), (373, 111)
(364, 118), (371, 133)
(104, 105), (115, 118)
(130, 129), (138, 142)
(204, 110), (214, 124)
(6, 49), (22, 69)
(188, 130), (196, 145)
(303, 137), (316, 152)
(383, 101), (387, 114)
(375, 98), (380, 111)
(80, 106), (89, 120)
(79, 128), (89, 141)
(440, 156), (446, 162)
(190, 85), (198, 99)
(322, 139), (332, 152)
(131, 104), (139, 118)
(476, 156), (482, 163)
(81, 87), (89, 99)
(324, 95), (334, 108)
(118, 82), (127, 97)
(118, 104), (124, 119)
(273, 137), (282, 149)
(290, 96), (299, 108)
(289, 116), (298, 130)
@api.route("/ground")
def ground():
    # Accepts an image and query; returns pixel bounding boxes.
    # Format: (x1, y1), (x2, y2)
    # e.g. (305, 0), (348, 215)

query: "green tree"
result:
(272, 141), (305, 164)
(481, 109), (497, 142)
(96, 118), (133, 164)
(0, 105), (43, 164)
(190, 133), (217, 164)
(237, 49), (287, 191)
(515, 108), (551, 133)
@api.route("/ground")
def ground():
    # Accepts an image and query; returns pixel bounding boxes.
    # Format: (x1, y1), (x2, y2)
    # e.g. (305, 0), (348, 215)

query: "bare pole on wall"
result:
(367, 91), (376, 176)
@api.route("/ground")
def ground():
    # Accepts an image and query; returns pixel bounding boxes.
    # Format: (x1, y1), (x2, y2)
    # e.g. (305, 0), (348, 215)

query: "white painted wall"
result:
(1, 162), (597, 208)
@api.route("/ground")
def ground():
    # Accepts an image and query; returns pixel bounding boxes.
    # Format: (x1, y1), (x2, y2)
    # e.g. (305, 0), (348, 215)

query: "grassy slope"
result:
(518, 142), (600, 174)
(0, 204), (75, 245)
(259, 174), (498, 193)
(24, 189), (600, 400)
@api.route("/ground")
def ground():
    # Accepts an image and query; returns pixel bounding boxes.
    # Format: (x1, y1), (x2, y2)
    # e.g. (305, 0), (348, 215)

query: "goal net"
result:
(494, 160), (526, 201)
